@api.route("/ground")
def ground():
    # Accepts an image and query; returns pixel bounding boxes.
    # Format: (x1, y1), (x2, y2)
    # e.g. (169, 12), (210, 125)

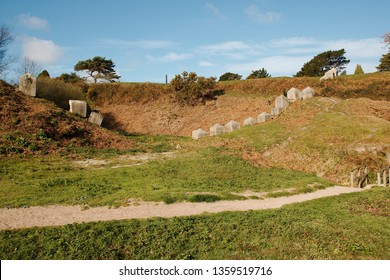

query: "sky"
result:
(1, 0), (389, 83)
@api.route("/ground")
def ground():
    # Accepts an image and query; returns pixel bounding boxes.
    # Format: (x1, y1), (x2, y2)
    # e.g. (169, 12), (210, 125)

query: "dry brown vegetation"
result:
(0, 81), (137, 156)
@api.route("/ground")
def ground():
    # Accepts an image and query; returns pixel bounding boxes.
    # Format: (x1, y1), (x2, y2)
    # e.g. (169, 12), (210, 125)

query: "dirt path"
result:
(0, 186), (366, 230)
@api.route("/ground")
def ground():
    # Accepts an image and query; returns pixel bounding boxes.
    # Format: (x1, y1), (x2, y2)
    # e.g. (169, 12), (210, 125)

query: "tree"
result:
(382, 32), (390, 49)
(377, 32), (390, 72)
(354, 64), (364, 75)
(219, 72), (242, 81)
(0, 24), (13, 77)
(74, 56), (120, 83)
(57, 72), (83, 83)
(246, 68), (271, 79)
(17, 56), (42, 77)
(170, 71), (218, 105)
(37, 70), (50, 79)
(376, 53), (390, 72)
(295, 49), (350, 77)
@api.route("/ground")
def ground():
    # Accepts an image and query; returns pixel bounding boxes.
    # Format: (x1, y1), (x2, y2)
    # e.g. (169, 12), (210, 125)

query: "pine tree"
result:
(295, 49), (350, 77)
(354, 64), (364, 75)
(376, 53), (390, 72)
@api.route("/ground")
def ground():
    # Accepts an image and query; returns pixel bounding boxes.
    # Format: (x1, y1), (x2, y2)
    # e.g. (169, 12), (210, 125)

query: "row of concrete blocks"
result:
(192, 112), (273, 140)
(192, 86), (315, 140)
(69, 100), (104, 126)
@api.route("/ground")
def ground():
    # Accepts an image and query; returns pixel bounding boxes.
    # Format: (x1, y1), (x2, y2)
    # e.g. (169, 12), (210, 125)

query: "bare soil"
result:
(0, 186), (366, 230)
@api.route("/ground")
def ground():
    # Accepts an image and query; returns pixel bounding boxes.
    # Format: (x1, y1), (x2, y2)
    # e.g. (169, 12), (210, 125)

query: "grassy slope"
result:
(1, 187), (388, 260)
(0, 147), (331, 207)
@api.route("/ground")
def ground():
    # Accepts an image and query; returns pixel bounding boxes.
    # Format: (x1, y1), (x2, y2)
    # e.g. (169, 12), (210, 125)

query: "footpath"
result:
(0, 186), (366, 230)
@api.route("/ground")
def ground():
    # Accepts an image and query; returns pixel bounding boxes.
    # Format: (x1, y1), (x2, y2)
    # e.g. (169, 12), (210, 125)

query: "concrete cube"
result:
(257, 112), (271, 123)
(300, 86), (315, 100)
(271, 107), (283, 116)
(192, 128), (208, 140)
(69, 100), (88, 118)
(287, 87), (300, 102)
(224, 120), (241, 133)
(210, 124), (225, 136)
(88, 111), (104, 126)
(19, 73), (36, 97)
(275, 95), (289, 110)
(243, 117), (257, 126)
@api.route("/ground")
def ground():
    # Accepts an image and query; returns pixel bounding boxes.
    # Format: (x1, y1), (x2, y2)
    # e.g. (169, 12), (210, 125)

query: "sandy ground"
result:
(0, 186), (366, 230)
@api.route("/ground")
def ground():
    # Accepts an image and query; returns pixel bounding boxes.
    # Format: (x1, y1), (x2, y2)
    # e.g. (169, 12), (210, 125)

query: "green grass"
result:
(1, 187), (388, 260)
(0, 147), (332, 208)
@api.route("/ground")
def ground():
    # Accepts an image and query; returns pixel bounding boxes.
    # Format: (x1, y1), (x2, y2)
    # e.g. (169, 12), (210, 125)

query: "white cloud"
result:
(18, 14), (49, 30)
(199, 61), (215, 67)
(147, 52), (193, 63)
(20, 36), (63, 65)
(227, 56), (310, 77)
(205, 3), (226, 20)
(100, 39), (176, 49)
(245, 5), (281, 23)
(199, 41), (250, 53)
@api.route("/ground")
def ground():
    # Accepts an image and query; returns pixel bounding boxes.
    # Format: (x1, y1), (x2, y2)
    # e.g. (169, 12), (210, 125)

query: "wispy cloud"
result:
(100, 39), (176, 49)
(17, 14), (49, 30)
(199, 41), (251, 53)
(199, 61), (215, 67)
(205, 3), (226, 20)
(245, 5), (282, 23)
(147, 52), (193, 63)
(197, 37), (384, 76)
(20, 36), (63, 64)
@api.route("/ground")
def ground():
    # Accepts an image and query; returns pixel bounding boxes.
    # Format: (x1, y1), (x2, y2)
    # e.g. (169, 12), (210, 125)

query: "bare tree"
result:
(0, 24), (14, 77)
(382, 32), (390, 49)
(17, 56), (42, 77)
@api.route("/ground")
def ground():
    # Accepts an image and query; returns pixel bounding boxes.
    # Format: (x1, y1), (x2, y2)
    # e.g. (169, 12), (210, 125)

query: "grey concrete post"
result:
(377, 173), (382, 186)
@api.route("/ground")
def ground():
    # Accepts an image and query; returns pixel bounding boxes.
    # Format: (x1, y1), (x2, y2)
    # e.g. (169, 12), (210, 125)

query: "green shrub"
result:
(170, 72), (219, 105)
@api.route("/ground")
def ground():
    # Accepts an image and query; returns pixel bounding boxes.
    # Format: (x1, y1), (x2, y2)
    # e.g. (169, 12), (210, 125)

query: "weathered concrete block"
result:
(224, 120), (241, 133)
(275, 95), (289, 110)
(271, 107), (283, 116)
(257, 112), (271, 123)
(320, 67), (337, 81)
(19, 73), (36, 97)
(243, 117), (257, 126)
(88, 111), (104, 126)
(192, 128), (208, 140)
(300, 86), (315, 100)
(210, 124), (225, 136)
(287, 87), (300, 102)
(69, 100), (88, 118)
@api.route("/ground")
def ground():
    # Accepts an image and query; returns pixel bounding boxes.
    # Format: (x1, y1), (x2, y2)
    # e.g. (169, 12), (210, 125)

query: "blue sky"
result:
(2, 0), (389, 82)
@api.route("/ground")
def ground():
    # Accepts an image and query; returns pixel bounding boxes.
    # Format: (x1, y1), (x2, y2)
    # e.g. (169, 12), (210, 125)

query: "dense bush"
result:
(219, 72), (242, 81)
(170, 71), (218, 105)
(36, 78), (85, 110)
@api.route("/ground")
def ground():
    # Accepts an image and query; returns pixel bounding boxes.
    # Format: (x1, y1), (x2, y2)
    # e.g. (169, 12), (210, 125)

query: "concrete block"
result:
(224, 120), (241, 133)
(210, 124), (225, 136)
(271, 107), (283, 116)
(88, 111), (104, 126)
(257, 112), (272, 123)
(243, 117), (257, 126)
(300, 86), (315, 100)
(69, 100), (88, 118)
(192, 128), (208, 140)
(275, 95), (289, 110)
(287, 87), (300, 102)
(19, 73), (36, 97)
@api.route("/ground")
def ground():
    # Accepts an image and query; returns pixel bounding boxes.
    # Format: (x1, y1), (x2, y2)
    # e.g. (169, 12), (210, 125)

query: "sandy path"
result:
(0, 186), (365, 230)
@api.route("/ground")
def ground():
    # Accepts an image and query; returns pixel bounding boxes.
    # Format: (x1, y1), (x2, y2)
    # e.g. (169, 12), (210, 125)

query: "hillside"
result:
(0, 81), (136, 156)
(90, 73), (390, 184)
